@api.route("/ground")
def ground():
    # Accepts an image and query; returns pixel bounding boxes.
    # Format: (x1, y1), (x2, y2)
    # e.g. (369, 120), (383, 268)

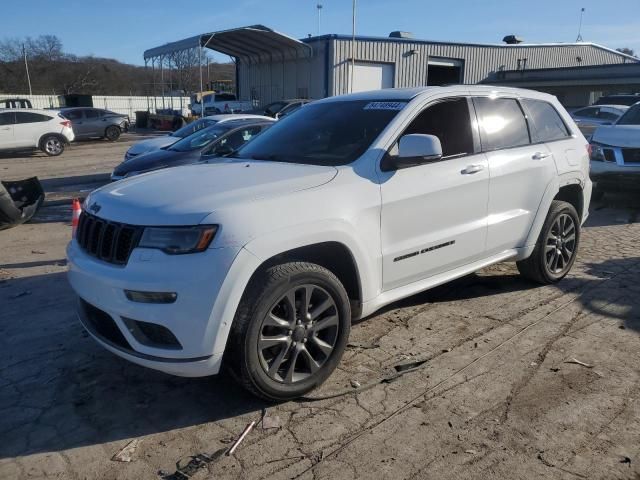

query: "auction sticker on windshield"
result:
(363, 101), (406, 110)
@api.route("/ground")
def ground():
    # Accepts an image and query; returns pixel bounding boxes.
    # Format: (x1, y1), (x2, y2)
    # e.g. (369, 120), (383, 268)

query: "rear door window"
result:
(84, 109), (101, 119)
(573, 107), (598, 118)
(15, 112), (52, 124)
(63, 110), (83, 121)
(0, 112), (15, 125)
(473, 97), (530, 150)
(521, 99), (570, 143)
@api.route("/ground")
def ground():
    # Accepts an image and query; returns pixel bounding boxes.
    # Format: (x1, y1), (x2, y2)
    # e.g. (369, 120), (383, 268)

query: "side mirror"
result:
(381, 134), (443, 171)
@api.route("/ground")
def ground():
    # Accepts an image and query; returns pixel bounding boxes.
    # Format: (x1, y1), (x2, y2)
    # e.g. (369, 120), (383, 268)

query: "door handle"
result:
(461, 164), (484, 174)
(0, 127), (10, 130)
(532, 152), (551, 160)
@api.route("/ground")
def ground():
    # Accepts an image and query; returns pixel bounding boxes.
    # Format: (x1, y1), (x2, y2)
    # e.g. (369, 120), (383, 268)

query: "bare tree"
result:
(616, 47), (636, 57)
(26, 35), (64, 61)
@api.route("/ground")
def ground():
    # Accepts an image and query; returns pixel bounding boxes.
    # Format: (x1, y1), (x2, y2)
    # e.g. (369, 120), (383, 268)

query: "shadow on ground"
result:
(1, 224), (639, 461)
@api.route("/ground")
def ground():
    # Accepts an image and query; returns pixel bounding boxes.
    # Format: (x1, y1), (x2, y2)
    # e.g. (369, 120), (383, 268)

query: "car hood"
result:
(87, 161), (338, 226)
(126, 135), (179, 156)
(113, 149), (199, 176)
(592, 125), (640, 148)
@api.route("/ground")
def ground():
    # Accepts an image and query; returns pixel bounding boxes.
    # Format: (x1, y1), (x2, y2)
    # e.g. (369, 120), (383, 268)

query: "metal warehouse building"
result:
(144, 25), (638, 106)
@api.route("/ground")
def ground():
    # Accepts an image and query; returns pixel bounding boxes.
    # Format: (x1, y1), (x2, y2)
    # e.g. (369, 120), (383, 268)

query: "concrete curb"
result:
(41, 173), (110, 190)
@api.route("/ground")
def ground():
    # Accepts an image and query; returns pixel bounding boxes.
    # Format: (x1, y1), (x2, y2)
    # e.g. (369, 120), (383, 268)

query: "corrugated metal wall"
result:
(236, 40), (327, 106)
(0, 93), (189, 117)
(330, 39), (631, 94)
(237, 37), (633, 103)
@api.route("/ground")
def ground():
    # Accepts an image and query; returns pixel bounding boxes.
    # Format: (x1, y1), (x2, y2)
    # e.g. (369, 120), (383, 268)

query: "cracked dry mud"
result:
(1, 141), (640, 480)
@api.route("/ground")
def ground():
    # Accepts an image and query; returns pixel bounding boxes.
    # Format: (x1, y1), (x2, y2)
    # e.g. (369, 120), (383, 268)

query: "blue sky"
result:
(3, 0), (639, 64)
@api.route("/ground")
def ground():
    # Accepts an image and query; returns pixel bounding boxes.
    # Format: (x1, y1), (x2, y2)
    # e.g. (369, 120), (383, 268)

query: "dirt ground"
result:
(1, 137), (640, 480)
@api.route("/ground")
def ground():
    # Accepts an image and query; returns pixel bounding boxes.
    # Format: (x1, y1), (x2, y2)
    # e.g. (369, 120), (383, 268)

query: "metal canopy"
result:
(143, 25), (312, 62)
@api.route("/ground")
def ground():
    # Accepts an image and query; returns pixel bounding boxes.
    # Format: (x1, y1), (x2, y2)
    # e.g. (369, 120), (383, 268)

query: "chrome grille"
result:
(76, 212), (142, 265)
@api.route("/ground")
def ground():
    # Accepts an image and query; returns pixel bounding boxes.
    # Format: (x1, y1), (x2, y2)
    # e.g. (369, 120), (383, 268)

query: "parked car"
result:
(570, 104), (628, 139)
(251, 99), (310, 118)
(190, 93), (252, 116)
(0, 98), (33, 109)
(593, 94), (640, 106)
(123, 114), (273, 162)
(111, 119), (273, 180)
(589, 102), (640, 198)
(67, 86), (590, 400)
(59, 107), (129, 141)
(0, 109), (74, 156)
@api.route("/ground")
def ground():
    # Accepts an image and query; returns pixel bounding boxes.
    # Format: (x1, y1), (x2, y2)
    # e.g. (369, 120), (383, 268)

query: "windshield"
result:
(231, 100), (406, 166)
(169, 125), (232, 152)
(172, 118), (217, 138)
(617, 104), (640, 125)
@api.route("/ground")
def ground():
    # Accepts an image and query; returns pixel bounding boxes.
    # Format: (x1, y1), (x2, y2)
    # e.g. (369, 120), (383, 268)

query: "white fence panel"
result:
(0, 93), (190, 117)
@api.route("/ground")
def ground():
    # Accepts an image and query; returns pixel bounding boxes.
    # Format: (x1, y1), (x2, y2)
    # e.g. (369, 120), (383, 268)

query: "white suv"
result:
(67, 86), (591, 400)
(0, 109), (74, 156)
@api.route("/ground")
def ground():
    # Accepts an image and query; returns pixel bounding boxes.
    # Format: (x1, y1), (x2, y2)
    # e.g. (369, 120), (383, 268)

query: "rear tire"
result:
(105, 125), (121, 141)
(517, 200), (580, 284)
(227, 262), (351, 401)
(41, 135), (64, 156)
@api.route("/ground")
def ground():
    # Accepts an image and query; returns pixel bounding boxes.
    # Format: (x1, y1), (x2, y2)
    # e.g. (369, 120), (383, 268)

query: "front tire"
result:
(517, 200), (580, 284)
(105, 125), (121, 141)
(41, 135), (64, 156)
(227, 262), (351, 401)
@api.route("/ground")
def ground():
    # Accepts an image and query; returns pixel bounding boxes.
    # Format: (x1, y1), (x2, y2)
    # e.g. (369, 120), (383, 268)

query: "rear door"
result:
(82, 109), (103, 136)
(0, 112), (16, 148)
(14, 112), (54, 147)
(473, 96), (557, 254)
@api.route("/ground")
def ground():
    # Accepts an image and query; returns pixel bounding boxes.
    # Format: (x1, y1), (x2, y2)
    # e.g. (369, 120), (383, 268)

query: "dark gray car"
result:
(60, 107), (129, 141)
(111, 119), (272, 180)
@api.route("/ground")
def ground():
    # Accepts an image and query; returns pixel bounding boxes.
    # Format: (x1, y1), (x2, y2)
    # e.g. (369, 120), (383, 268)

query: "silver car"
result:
(59, 107), (129, 141)
(570, 104), (628, 139)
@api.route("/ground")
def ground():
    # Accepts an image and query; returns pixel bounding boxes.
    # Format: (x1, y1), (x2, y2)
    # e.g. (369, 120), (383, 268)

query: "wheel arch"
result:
(247, 241), (363, 317)
(38, 132), (69, 148)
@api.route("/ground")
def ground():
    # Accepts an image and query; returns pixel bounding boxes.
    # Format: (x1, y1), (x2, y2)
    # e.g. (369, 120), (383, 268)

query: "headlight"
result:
(590, 143), (605, 162)
(138, 226), (217, 254)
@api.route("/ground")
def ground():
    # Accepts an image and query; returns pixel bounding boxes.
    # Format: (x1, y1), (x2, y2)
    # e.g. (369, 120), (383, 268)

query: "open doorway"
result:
(427, 58), (463, 86)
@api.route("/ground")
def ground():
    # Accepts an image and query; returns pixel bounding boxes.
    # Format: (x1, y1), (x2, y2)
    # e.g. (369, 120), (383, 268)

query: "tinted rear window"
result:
(15, 112), (52, 124)
(522, 99), (570, 142)
(0, 112), (15, 125)
(473, 97), (530, 150)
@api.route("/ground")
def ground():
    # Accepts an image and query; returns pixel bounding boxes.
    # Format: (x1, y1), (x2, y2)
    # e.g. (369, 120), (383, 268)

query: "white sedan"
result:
(123, 114), (273, 161)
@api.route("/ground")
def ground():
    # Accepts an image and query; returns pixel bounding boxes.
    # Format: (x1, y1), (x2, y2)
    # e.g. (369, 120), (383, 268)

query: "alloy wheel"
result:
(45, 138), (62, 155)
(258, 284), (339, 384)
(545, 213), (576, 274)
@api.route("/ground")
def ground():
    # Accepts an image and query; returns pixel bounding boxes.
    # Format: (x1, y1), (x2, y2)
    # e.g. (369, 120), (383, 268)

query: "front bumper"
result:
(591, 156), (640, 190)
(66, 239), (243, 376)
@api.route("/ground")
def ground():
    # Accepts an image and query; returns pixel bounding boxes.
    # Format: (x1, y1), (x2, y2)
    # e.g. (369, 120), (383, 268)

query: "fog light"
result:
(125, 290), (177, 304)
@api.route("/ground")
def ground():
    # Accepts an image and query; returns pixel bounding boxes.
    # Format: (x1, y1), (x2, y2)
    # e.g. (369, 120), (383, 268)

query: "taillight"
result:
(61, 120), (71, 128)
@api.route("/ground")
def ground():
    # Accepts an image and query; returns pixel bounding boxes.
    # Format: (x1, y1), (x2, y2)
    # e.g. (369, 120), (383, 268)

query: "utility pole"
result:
(576, 7), (585, 42)
(23, 44), (32, 96)
(316, 3), (323, 36)
(350, 0), (357, 93)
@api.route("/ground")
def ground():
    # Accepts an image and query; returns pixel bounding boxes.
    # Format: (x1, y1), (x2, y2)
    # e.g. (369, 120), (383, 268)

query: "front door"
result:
(379, 97), (489, 291)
